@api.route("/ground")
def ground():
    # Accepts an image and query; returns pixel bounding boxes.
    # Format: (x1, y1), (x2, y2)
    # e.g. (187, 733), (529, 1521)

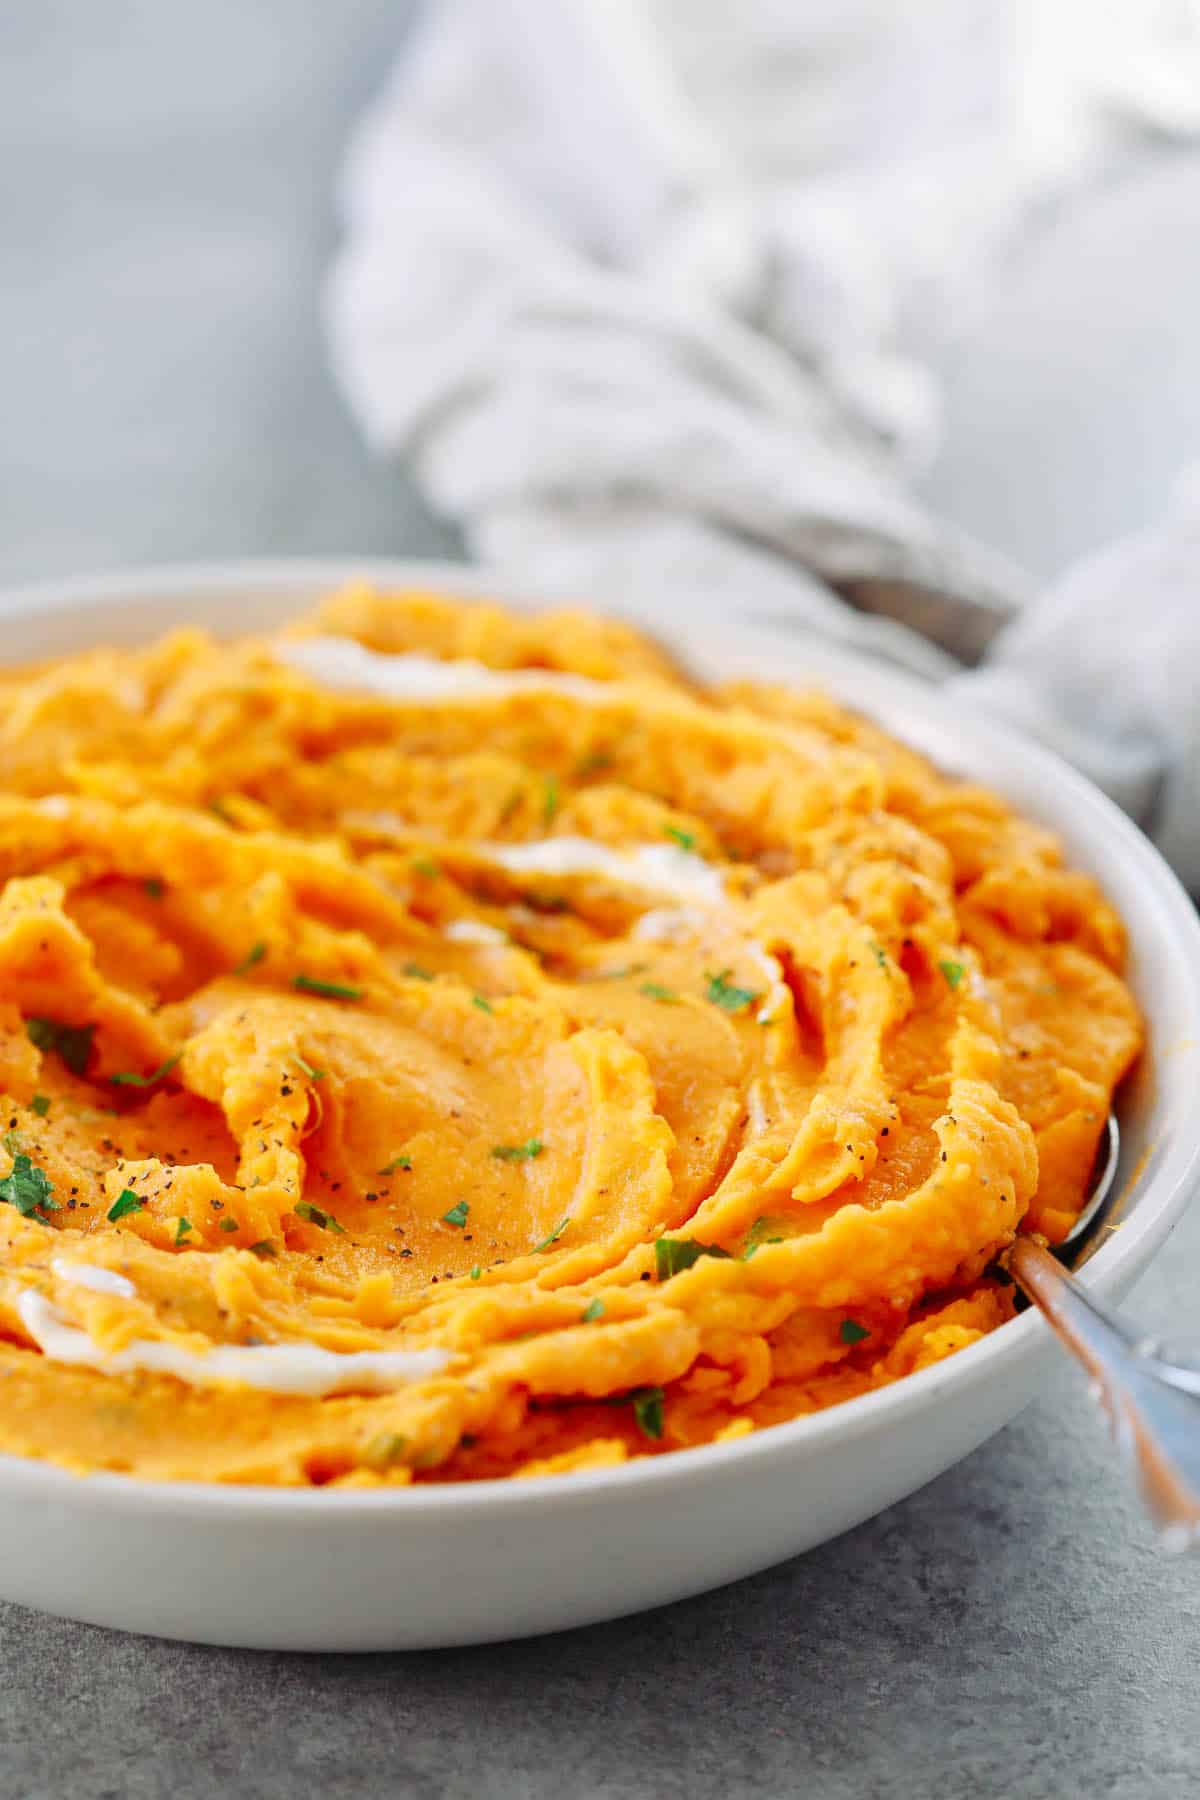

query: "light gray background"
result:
(1, 7), (1198, 1797)
(0, 0), (453, 586)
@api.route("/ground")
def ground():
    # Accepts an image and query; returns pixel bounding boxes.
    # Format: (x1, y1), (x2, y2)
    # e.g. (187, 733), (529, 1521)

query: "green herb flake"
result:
(234, 940), (267, 975)
(639, 981), (680, 1004)
(939, 959), (966, 991)
(107, 1188), (145, 1224)
(26, 1017), (96, 1077)
(143, 878), (166, 900)
(662, 824), (696, 852)
(442, 1199), (470, 1228)
(0, 1153), (57, 1220)
(174, 1217), (193, 1244)
(217, 1217), (240, 1234)
(471, 993), (494, 1014)
(542, 774), (561, 826)
(110, 1054), (181, 1088)
(581, 1298), (605, 1323)
(362, 1432), (409, 1471)
(378, 1155), (412, 1176)
(492, 1138), (544, 1163)
(469, 1265), (482, 1281)
(403, 962), (434, 982)
(294, 1055), (327, 1082)
(410, 858), (440, 880)
(532, 1215), (569, 1253)
(294, 1200), (347, 1235)
(870, 942), (888, 969)
(2, 1130), (23, 1157)
(742, 1217), (784, 1261)
(29, 1094), (50, 1119)
(654, 1237), (732, 1280)
(703, 969), (758, 1014)
(839, 1319), (870, 1345)
(293, 974), (363, 1002)
(631, 1386), (665, 1441)
(248, 1239), (278, 1260)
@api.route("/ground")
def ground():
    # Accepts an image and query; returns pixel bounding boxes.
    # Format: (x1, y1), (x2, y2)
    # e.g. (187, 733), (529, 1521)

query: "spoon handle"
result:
(1009, 1237), (1200, 1550)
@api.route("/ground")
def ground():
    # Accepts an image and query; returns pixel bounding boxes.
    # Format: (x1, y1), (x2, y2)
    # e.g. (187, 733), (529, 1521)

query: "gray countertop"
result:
(3, 1326), (1199, 1800)
(1, 8), (1197, 1796)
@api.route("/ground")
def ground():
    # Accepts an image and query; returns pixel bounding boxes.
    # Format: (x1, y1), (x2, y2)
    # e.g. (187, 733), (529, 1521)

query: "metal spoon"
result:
(1007, 1115), (1200, 1549)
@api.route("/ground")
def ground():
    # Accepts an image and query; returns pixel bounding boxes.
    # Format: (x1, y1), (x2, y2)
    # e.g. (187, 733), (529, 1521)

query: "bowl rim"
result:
(1, 553), (1198, 1521)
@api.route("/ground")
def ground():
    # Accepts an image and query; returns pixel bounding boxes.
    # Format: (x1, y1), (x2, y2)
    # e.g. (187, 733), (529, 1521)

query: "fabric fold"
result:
(326, 0), (1200, 880)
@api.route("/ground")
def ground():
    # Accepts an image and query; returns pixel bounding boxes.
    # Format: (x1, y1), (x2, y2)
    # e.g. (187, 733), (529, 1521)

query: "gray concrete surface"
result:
(0, 7), (1197, 1798)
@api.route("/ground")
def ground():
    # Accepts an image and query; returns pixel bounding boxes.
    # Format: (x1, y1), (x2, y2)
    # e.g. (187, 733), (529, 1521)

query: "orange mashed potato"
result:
(0, 587), (1141, 1485)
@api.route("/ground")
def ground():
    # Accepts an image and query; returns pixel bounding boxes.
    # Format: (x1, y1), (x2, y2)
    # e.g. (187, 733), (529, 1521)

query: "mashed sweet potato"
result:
(0, 586), (1141, 1484)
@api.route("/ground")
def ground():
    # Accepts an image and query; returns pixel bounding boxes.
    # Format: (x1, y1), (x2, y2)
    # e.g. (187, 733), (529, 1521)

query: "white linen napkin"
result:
(326, 0), (1200, 882)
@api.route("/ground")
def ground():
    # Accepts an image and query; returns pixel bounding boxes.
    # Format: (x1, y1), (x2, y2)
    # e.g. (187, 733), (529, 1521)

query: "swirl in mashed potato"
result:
(0, 587), (1141, 1484)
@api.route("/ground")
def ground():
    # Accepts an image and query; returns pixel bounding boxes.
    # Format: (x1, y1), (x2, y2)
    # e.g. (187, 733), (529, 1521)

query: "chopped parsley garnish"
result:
(362, 1432), (408, 1470)
(378, 1155), (412, 1176)
(639, 981), (679, 1004)
(442, 1200), (470, 1228)
(532, 1215), (569, 1253)
(662, 824), (696, 852)
(870, 942), (888, 969)
(704, 969), (758, 1014)
(542, 774), (560, 825)
(492, 1138), (544, 1163)
(0, 1154), (57, 1221)
(30, 1094), (50, 1118)
(2, 1130), (23, 1157)
(839, 1319), (870, 1345)
(654, 1237), (732, 1280)
(175, 1217), (193, 1243)
(939, 959), (966, 991)
(293, 974), (363, 1002)
(26, 1016), (96, 1077)
(581, 1298), (605, 1323)
(294, 1200), (346, 1235)
(107, 1188), (145, 1224)
(742, 1217), (784, 1261)
(249, 1239), (278, 1259)
(471, 993), (494, 1014)
(469, 1265), (482, 1281)
(403, 962), (434, 982)
(631, 1386), (665, 1440)
(234, 940), (267, 975)
(143, 878), (165, 900)
(218, 1217), (240, 1234)
(110, 1054), (181, 1088)
(410, 858), (440, 880)
(294, 1055), (326, 1082)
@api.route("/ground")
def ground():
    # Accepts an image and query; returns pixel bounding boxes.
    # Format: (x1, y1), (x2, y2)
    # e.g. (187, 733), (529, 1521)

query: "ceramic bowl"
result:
(0, 560), (1197, 1650)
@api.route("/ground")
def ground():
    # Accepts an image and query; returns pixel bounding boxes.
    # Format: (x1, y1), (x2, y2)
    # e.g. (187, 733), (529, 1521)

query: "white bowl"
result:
(1, 559), (1198, 1652)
